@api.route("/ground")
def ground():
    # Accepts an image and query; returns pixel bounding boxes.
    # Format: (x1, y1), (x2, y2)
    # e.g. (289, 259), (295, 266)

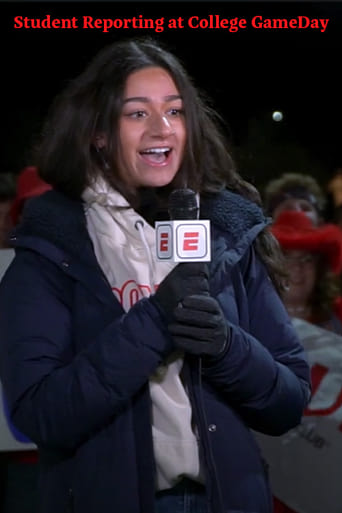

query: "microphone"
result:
(155, 188), (211, 262)
(168, 188), (199, 221)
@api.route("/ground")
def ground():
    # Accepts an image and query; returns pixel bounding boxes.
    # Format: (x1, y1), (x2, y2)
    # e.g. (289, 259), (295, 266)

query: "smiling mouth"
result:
(139, 147), (172, 164)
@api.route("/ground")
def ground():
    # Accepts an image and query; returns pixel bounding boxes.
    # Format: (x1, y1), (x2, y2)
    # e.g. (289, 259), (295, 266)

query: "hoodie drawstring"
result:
(134, 220), (155, 294)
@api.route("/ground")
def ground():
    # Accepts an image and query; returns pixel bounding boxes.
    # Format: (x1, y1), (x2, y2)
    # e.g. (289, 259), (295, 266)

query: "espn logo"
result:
(182, 232), (200, 251)
(156, 220), (211, 262)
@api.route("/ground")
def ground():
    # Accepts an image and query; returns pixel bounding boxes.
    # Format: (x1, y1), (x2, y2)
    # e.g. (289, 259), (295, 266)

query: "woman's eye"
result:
(132, 111), (146, 118)
(124, 110), (146, 119)
(168, 108), (184, 116)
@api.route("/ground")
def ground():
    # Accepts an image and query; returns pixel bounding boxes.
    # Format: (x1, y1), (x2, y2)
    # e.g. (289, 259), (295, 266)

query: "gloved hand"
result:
(151, 263), (209, 323)
(168, 294), (229, 357)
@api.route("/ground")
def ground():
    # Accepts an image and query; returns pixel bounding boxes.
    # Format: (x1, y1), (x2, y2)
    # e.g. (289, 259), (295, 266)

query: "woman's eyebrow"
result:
(123, 94), (182, 104)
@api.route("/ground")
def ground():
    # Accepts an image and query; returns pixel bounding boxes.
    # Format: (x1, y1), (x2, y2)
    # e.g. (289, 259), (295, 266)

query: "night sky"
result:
(2, 1), (342, 188)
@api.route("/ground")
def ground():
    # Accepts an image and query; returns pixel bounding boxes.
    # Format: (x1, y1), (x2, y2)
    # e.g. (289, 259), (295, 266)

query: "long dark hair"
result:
(36, 37), (284, 289)
(37, 38), (252, 201)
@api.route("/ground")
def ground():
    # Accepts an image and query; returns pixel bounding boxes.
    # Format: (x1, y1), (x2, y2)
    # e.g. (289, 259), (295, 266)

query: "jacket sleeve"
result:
(0, 249), (173, 450)
(202, 245), (311, 436)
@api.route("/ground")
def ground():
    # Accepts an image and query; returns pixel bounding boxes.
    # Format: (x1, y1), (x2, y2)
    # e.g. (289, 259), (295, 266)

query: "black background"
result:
(2, 1), (342, 188)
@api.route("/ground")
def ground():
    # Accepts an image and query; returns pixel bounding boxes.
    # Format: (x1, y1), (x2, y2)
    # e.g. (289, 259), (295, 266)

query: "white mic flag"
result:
(155, 189), (211, 262)
(155, 220), (211, 262)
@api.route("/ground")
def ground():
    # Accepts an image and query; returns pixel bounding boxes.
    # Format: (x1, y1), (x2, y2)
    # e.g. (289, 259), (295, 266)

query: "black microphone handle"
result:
(167, 188), (209, 286)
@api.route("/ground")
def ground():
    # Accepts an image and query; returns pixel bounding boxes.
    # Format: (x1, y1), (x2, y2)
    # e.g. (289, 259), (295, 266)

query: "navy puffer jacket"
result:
(0, 189), (310, 513)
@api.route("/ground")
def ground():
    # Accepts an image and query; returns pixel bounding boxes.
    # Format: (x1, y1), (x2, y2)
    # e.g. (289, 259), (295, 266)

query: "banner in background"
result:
(256, 318), (342, 513)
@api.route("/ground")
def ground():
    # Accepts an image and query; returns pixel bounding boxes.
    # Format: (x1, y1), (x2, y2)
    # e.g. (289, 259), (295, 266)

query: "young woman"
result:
(0, 38), (310, 513)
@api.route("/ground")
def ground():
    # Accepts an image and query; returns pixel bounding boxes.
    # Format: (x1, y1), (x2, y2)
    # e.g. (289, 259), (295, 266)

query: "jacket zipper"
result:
(186, 356), (225, 513)
(67, 488), (74, 513)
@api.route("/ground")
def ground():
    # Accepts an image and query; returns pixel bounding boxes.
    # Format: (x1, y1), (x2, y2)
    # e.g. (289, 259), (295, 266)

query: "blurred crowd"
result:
(262, 170), (342, 513)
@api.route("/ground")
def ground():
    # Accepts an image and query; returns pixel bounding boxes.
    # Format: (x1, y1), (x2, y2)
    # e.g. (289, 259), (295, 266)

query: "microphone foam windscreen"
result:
(168, 188), (198, 220)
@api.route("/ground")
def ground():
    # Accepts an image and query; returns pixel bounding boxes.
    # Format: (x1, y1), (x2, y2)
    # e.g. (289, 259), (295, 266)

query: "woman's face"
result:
(117, 66), (186, 189)
(283, 249), (318, 306)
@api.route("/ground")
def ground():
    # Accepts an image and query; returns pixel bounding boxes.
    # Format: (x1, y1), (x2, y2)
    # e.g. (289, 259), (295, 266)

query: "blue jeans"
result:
(155, 479), (209, 513)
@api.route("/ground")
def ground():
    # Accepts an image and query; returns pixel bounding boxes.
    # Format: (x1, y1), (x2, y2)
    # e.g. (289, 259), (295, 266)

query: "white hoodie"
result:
(82, 179), (203, 491)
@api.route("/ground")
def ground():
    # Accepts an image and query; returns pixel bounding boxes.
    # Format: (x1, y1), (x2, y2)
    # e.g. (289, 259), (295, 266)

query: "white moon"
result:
(272, 111), (283, 122)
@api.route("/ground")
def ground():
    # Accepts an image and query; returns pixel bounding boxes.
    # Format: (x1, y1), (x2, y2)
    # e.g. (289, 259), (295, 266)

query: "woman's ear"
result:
(92, 134), (110, 170)
(93, 133), (107, 150)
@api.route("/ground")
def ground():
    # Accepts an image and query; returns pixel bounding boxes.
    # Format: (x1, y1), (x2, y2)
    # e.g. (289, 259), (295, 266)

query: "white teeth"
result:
(141, 147), (171, 154)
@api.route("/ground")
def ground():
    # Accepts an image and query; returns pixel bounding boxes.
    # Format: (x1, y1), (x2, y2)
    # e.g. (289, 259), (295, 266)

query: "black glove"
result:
(168, 294), (229, 357)
(151, 263), (209, 323)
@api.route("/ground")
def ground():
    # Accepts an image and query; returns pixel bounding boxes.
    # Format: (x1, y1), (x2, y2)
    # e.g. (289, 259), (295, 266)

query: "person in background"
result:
(0, 38), (310, 513)
(0, 174), (16, 249)
(10, 166), (51, 225)
(268, 211), (342, 513)
(270, 210), (342, 332)
(0, 166), (50, 513)
(264, 172), (325, 226)
(326, 167), (342, 229)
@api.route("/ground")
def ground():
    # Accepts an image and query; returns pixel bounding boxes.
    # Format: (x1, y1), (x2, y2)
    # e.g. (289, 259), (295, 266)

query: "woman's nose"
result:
(288, 264), (302, 279)
(149, 113), (175, 137)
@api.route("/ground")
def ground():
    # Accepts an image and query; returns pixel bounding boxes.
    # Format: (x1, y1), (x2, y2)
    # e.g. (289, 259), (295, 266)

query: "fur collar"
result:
(13, 190), (89, 258)
(201, 189), (268, 242)
(14, 189), (268, 259)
